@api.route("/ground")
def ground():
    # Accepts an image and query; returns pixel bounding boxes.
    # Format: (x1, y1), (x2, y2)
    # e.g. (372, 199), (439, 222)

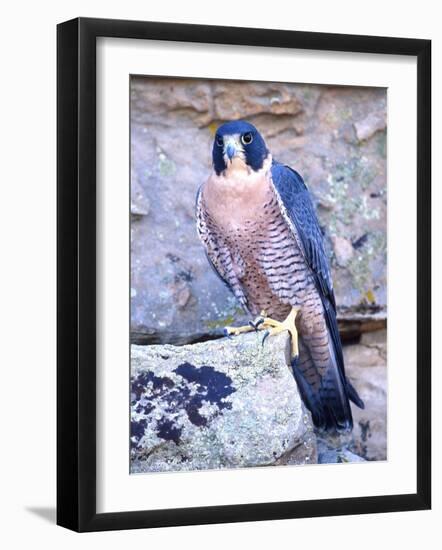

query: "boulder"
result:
(130, 332), (317, 473)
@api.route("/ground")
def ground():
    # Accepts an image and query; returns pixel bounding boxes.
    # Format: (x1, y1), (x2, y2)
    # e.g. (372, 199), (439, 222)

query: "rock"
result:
(347, 365), (387, 461)
(354, 111), (386, 142)
(317, 438), (366, 464)
(131, 77), (387, 343)
(213, 81), (303, 120)
(344, 342), (386, 368)
(331, 235), (354, 267)
(337, 310), (386, 342)
(344, 331), (387, 461)
(130, 177), (150, 216)
(130, 332), (317, 472)
(131, 78), (213, 127)
(360, 328), (387, 347)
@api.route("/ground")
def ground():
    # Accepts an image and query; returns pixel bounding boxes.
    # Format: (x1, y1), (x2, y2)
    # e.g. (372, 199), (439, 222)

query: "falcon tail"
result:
(292, 297), (364, 433)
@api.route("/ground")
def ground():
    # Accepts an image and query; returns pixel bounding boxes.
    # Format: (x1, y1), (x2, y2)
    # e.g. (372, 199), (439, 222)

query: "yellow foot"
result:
(261, 307), (300, 359)
(225, 307), (300, 360)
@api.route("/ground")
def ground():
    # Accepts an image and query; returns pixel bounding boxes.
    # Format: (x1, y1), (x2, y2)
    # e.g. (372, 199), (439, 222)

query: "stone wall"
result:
(131, 76), (386, 345)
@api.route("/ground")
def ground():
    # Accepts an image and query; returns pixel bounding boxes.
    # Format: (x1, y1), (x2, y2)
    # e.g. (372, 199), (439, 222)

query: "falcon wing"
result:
(271, 162), (364, 429)
(271, 162), (335, 308)
(196, 186), (249, 311)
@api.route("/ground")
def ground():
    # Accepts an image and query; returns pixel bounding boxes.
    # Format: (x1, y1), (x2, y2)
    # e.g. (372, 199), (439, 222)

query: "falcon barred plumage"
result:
(196, 120), (364, 432)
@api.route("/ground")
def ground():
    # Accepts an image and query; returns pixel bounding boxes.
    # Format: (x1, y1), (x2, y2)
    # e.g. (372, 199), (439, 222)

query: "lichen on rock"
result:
(131, 332), (317, 473)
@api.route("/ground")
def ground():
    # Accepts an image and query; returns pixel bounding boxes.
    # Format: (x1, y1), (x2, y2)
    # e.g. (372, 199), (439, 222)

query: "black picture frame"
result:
(57, 17), (431, 532)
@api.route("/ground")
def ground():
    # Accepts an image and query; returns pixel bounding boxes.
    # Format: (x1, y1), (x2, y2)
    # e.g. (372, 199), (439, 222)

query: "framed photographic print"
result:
(57, 17), (431, 532)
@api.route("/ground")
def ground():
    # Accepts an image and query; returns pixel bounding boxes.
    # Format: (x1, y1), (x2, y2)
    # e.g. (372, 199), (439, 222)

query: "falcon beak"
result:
(223, 136), (244, 165)
(226, 143), (237, 160)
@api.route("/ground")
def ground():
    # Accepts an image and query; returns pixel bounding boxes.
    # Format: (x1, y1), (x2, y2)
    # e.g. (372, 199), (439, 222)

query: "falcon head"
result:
(212, 120), (269, 175)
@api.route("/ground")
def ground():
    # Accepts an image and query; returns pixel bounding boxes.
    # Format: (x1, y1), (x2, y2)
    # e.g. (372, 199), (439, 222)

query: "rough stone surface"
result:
(317, 438), (366, 464)
(354, 111), (387, 142)
(331, 235), (354, 267)
(130, 332), (317, 473)
(130, 77), (387, 344)
(345, 329), (387, 460)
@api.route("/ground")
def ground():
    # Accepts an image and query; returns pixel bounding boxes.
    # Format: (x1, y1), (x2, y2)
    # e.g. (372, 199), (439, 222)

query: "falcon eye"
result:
(241, 132), (253, 145)
(215, 135), (224, 147)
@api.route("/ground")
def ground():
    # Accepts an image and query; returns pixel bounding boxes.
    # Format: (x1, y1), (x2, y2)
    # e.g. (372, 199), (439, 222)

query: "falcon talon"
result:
(261, 330), (270, 347)
(255, 316), (265, 328)
(249, 316), (265, 331)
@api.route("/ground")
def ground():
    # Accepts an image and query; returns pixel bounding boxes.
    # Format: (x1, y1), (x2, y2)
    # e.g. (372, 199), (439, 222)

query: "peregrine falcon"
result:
(196, 120), (364, 432)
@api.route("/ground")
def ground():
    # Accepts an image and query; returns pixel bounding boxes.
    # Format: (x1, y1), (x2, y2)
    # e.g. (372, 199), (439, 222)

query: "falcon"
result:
(196, 120), (364, 432)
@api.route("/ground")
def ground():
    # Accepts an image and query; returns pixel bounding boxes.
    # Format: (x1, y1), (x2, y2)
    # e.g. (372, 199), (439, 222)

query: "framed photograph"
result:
(57, 17), (431, 532)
